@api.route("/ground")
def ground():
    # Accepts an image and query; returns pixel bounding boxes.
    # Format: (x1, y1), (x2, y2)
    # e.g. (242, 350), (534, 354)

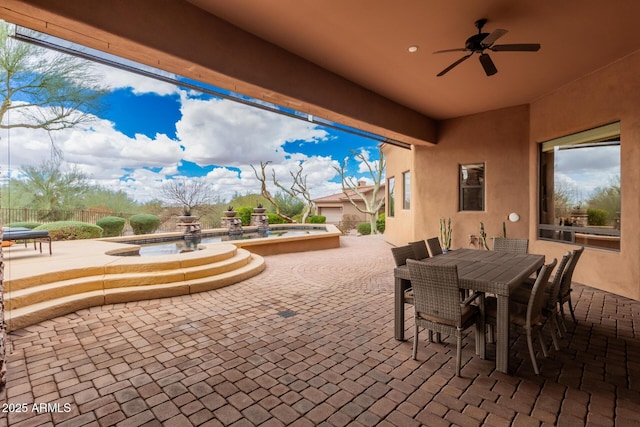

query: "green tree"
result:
(587, 175), (621, 224)
(83, 187), (139, 214)
(0, 22), (106, 155)
(11, 159), (90, 220)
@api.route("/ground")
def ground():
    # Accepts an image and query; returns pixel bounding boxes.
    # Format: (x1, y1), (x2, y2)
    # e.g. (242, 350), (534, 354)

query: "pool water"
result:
(123, 230), (323, 256)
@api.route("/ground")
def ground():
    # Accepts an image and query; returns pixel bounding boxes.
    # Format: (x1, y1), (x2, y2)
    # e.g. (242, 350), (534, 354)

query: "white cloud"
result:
(176, 96), (329, 166)
(94, 63), (180, 96)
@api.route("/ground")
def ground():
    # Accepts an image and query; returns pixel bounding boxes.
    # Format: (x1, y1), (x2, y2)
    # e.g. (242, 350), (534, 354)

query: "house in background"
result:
(312, 181), (385, 227)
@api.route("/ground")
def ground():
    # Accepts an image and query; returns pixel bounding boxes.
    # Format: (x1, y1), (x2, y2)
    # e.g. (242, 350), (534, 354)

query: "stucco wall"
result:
(411, 105), (531, 250)
(382, 145), (414, 246)
(529, 50), (640, 300)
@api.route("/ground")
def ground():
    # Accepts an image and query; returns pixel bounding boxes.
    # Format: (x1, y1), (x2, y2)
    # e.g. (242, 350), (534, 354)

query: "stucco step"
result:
(6, 243), (239, 291)
(105, 255), (266, 304)
(5, 249), (253, 310)
(6, 253), (265, 331)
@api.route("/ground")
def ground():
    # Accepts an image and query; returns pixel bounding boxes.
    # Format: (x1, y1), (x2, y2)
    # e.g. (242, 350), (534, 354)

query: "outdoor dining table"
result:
(394, 248), (545, 374)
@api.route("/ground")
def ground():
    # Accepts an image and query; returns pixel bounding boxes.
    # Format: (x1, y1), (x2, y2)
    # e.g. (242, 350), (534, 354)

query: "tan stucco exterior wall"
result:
(383, 145), (414, 246)
(529, 50), (640, 300)
(385, 51), (640, 301)
(411, 105), (531, 250)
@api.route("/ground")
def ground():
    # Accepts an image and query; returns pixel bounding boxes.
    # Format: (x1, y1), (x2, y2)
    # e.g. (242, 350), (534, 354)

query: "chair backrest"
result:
(558, 246), (585, 298)
(409, 240), (430, 260)
(407, 260), (461, 326)
(426, 237), (443, 256)
(546, 251), (572, 310)
(527, 259), (556, 327)
(493, 238), (529, 254)
(391, 244), (416, 266)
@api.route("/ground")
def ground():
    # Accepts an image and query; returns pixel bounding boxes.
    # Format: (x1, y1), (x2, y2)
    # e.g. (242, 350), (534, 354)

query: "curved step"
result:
(5, 250), (265, 331)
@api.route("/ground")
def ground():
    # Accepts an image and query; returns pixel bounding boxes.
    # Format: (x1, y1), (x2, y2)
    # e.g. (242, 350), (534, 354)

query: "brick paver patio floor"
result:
(2, 235), (639, 426)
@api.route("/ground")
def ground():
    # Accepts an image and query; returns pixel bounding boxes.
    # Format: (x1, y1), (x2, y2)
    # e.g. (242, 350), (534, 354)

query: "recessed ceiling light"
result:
(408, 45), (419, 53)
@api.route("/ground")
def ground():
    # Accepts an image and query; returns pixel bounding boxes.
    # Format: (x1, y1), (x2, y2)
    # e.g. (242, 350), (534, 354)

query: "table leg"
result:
(476, 293), (486, 360)
(496, 294), (510, 373)
(394, 277), (408, 341)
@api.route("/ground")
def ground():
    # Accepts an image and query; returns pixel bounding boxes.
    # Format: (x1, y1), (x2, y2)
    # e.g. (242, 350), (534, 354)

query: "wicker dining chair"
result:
(391, 244), (416, 268)
(558, 246), (584, 330)
(512, 251), (573, 345)
(485, 259), (556, 375)
(492, 237), (529, 254)
(409, 240), (430, 260)
(426, 237), (443, 257)
(406, 260), (484, 377)
(391, 244), (417, 305)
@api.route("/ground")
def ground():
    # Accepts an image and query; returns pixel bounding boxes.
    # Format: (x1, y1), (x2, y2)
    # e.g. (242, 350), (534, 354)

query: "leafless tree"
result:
(272, 163), (313, 223)
(335, 149), (385, 234)
(160, 179), (213, 214)
(251, 162), (293, 223)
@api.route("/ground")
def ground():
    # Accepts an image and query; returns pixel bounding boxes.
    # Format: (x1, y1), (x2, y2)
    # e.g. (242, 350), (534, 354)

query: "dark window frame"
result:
(459, 163), (485, 211)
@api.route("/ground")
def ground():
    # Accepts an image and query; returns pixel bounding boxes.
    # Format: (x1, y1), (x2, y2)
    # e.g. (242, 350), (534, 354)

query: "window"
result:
(460, 163), (484, 211)
(539, 122), (621, 251)
(403, 171), (410, 209)
(387, 177), (395, 217)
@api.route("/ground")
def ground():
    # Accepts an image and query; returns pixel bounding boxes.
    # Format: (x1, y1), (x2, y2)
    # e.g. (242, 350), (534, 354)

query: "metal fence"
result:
(0, 208), (132, 225)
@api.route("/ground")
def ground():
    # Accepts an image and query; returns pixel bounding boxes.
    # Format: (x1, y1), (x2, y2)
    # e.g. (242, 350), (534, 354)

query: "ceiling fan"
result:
(434, 18), (541, 77)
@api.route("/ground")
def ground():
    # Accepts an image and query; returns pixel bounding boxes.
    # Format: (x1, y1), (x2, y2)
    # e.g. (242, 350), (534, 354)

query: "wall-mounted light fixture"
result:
(508, 212), (520, 223)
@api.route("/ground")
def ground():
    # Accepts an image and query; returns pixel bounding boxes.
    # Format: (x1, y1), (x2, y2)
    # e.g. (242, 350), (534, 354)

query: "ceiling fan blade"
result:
(481, 29), (508, 47)
(479, 53), (497, 76)
(433, 48), (468, 54)
(491, 43), (541, 52)
(437, 53), (473, 77)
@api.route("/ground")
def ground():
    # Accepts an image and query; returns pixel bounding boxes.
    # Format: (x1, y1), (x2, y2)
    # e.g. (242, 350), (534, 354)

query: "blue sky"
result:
(1, 46), (383, 204)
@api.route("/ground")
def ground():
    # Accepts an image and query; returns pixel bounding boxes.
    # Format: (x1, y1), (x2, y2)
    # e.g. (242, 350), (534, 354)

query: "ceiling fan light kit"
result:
(434, 18), (541, 76)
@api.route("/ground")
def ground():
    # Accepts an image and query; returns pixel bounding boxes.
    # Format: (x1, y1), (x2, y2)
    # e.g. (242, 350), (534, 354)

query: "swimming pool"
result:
(107, 225), (333, 256)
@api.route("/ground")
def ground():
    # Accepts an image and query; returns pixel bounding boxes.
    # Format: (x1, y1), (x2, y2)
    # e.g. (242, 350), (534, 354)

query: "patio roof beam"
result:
(0, 0), (438, 147)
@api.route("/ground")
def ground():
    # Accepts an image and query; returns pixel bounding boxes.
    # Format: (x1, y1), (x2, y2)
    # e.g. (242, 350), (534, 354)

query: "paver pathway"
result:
(1, 235), (639, 426)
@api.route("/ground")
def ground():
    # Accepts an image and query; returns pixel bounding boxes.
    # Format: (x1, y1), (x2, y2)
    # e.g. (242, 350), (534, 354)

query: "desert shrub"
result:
(292, 213), (303, 223)
(97, 216), (126, 237)
(238, 207), (253, 226)
(357, 222), (372, 235)
(339, 214), (359, 233)
(5, 222), (42, 229)
(35, 221), (103, 240)
(587, 208), (609, 226)
(376, 213), (386, 233)
(267, 213), (287, 224)
(308, 215), (326, 224)
(129, 213), (161, 235)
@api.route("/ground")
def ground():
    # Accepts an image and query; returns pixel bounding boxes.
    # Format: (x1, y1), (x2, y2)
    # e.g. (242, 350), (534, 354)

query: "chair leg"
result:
(526, 332), (540, 375)
(548, 321), (561, 351)
(412, 324), (419, 360)
(456, 332), (462, 377)
(568, 296), (577, 323)
(537, 330), (549, 358)
(554, 311), (564, 338)
(559, 303), (568, 332)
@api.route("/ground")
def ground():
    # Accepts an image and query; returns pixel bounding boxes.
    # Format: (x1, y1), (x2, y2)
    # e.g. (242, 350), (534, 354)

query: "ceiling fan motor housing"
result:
(466, 33), (490, 51)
